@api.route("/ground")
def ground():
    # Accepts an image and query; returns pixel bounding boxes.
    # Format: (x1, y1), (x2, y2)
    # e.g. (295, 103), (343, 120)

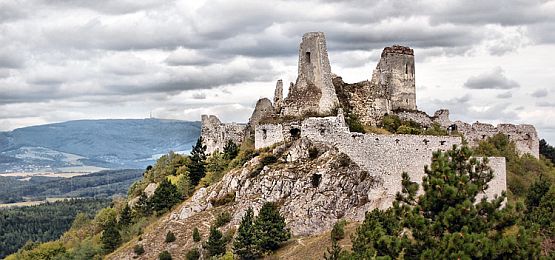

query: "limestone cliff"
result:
(108, 138), (380, 259)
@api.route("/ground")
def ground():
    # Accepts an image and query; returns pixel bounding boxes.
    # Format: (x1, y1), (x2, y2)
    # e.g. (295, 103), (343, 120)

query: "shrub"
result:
(165, 231), (176, 243)
(214, 212), (232, 228)
(192, 227), (201, 242)
(308, 147), (319, 159)
(331, 220), (347, 241)
(133, 244), (144, 255)
(210, 192), (236, 207)
(158, 250), (172, 260)
(185, 248), (200, 260)
(345, 111), (366, 133)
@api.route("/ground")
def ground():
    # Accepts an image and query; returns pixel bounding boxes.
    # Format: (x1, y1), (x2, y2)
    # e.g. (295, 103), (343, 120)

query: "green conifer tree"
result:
(192, 227), (201, 242)
(204, 226), (226, 257)
(223, 140), (239, 160)
(233, 208), (259, 259)
(149, 179), (181, 214)
(253, 202), (290, 252)
(350, 146), (541, 259)
(118, 204), (132, 227)
(189, 137), (207, 186)
(101, 220), (121, 253)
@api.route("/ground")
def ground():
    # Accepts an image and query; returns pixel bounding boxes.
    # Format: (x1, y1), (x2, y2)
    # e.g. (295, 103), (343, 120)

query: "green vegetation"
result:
(324, 221), (345, 260)
(380, 114), (448, 136)
(101, 219), (121, 253)
(189, 137), (208, 186)
(0, 169), (142, 204)
(133, 244), (144, 255)
(165, 231), (176, 243)
(158, 250), (172, 260)
(474, 133), (555, 199)
(540, 139), (555, 164)
(186, 248), (200, 260)
(233, 202), (291, 258)
(214, 211), (232, 228)
(346, 146), (542, 258)
(0, 198), (109, 258)
(344, 110), (366, 133)
(204, 226), (226, 257)
(149, 179), (181, 215)
(223, 140), (239, 160)
(193, 227), (201, 242)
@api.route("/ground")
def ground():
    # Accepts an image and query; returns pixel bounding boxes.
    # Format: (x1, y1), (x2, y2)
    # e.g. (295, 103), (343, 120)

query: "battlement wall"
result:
(201, 115), (246, 154)
(455, 121), (539, 158)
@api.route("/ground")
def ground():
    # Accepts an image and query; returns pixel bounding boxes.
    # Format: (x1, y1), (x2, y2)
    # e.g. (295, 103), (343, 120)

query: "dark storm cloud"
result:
(464, 67), (520, 89)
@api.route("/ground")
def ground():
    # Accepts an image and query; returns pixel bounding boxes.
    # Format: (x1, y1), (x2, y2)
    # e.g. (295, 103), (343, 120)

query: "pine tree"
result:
(118, 204), (132, 227)
(204, 226), (226, 257)
(149, 179), (181, 214)
(350, 145), (541, 259)
(324, 239), (342, 260)
(165, 231), (176, 243)
(233, 208), (259, 259)
(192, 227), (201, 242)
(223, 140), (239, 160)
(101, 220), (121, 253)
(253, 202), (290, 252)
(134, 192), (151, 216)
(176, 173), (194, 199)
(189, 137), (207, 186)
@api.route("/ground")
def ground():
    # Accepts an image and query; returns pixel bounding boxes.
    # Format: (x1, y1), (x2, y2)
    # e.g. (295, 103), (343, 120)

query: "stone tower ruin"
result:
(282, 32), (339, 117)
(372, 45), (416, 111)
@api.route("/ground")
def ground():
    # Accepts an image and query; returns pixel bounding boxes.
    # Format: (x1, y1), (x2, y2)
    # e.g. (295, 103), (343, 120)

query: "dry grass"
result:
(268, 222), (359, 260)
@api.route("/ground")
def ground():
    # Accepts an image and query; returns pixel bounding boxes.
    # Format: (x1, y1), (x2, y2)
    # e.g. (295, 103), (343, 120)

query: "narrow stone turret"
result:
(273, 79), (283, 112)
(282, 32), (339, 117)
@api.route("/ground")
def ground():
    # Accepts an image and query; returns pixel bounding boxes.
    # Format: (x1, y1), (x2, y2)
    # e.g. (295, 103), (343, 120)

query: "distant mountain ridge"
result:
(0, 119), (201, 173)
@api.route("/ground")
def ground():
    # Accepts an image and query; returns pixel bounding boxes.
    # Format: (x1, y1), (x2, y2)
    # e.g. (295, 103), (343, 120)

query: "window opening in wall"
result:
(262, 129), (267, 140)
(440, 141), (446, 145)
(320, 128), (325, 135)
(395, 139), (400, 144)
(290, 128), (301, 140)
(405, 64), (408, 74)
(306, 52), (311, 63)
(482, 135), (486, 139)
(423, 139), (429, 145)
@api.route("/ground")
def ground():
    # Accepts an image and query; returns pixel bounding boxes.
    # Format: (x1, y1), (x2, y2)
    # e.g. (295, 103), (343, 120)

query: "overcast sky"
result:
(1, 0), (554, 143)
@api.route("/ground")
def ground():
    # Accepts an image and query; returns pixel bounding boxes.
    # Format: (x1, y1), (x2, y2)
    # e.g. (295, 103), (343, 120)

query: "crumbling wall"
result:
(201, 115), (246, 154)
(254, 124), (285, 149)
(247, 98), (274, 127)
(282, 32), (339, 117)
(302, 119), (505, 208)
(455, 121), (539, 158)
(393, 109), (452, 128)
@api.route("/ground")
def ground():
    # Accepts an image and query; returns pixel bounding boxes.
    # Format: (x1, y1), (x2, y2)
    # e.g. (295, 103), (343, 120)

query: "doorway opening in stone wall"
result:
(290, 128), (301, 140)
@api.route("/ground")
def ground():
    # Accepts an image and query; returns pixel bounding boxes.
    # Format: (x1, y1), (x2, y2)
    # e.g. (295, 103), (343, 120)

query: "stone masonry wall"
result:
(255, 123), (285, 149)
(455, 121), (539, 158)
(301, 118), (506, 208)
(201, 115), (246, 154)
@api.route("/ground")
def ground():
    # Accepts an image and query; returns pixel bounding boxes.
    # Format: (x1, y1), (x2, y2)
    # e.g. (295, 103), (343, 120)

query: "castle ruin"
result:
(200, 32), (540, 205)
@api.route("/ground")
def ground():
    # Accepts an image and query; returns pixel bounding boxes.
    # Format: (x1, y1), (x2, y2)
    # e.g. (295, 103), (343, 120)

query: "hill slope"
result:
(0, 119), (201, 173)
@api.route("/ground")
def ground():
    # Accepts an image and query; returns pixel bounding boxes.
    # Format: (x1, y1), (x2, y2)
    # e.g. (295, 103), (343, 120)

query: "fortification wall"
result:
(394, 109), (453, 128)
(201, 115), (246, 154)
(455, 121), (539, 158)
(301, 119), (505, 208)
(255, 123), (285, 149)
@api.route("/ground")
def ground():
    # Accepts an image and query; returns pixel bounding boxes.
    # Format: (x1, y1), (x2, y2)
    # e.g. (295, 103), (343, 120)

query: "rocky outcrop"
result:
(172, 138), (379, 236)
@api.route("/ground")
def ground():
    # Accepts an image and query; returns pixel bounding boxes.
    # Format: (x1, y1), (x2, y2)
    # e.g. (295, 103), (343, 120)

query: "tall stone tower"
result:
(282, 32), (339, 117)
(373, 45), (416, 111)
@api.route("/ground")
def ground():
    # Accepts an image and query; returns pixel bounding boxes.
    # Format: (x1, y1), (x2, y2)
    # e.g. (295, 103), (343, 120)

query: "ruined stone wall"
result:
(455, 121), (539, 158)
(254, 123), (285, 149)
(301, 120), (505, 208)
(282, 32), (339, 117)
(394, 109), (453, 128)
(201, 115), (246, 154)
